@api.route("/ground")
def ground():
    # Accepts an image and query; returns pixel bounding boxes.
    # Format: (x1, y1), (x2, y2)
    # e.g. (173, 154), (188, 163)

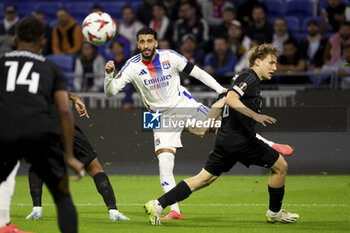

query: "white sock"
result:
(256, 133), (274, 147)
(158, 152), (181, 214)
(154, 200), (164, 212)
(109, 209), (119, 214)
(33, 206), (42, 212)
(0, 162), (20, 227)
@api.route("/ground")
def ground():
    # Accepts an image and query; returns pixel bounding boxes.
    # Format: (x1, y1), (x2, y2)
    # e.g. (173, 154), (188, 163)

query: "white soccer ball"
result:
(82, 12), (116, 46)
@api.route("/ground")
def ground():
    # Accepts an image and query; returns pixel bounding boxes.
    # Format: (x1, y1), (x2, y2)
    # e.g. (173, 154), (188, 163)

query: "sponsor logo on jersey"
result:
(238, 82), (248, 91)
(162, 60), (171, 69)
(139, 69), (147, 75)
(143, 110), (161, 129)
(143, 74), (172, 85)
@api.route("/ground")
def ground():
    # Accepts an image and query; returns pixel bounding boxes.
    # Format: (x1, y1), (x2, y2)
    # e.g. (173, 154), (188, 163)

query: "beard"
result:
(142, 47), (156, 60)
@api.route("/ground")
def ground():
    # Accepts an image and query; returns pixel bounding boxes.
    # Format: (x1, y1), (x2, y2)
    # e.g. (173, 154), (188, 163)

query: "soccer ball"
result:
(82, 12), (116, 46)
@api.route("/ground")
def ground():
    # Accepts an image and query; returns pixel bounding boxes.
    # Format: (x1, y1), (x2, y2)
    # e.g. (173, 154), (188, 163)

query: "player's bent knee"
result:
(86, 158), (104, 177)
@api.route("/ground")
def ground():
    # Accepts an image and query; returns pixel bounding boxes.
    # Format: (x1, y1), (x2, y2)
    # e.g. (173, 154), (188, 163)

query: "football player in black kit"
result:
(25, 92), (130, 221)
(145, 43), (299, 225)
(0, 16), (83, 233)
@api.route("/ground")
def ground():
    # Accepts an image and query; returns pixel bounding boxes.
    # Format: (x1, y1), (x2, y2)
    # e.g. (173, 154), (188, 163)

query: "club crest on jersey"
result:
(238, 82), (248, 91)
(162, 60), (171, 69)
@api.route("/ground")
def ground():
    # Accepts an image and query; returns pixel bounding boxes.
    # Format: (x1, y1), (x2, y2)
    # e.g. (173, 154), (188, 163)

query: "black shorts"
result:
(204, 137), (279, 176)
(0, 132), (66, 186)
(73, 126), (97, 165)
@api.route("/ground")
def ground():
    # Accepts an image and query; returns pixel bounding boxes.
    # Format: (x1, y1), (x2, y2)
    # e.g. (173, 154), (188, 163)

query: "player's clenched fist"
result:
(105, 61), (115, 74)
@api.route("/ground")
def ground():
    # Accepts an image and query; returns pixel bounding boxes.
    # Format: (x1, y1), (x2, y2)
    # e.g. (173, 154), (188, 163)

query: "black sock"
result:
(28, 168), (44, 207)
(55, 193), (78, 233)
(158, 180), (192, 209)
(93, 172), (117, 210)
(268, 185), (285, 212)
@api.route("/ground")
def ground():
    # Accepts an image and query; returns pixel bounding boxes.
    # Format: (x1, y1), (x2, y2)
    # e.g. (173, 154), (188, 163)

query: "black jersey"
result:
(0, 50), (67, 136)
(218, 69), (262, 145)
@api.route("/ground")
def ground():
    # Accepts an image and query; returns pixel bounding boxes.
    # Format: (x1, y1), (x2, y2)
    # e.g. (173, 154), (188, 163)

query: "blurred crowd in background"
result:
(0, 0), (350, 109)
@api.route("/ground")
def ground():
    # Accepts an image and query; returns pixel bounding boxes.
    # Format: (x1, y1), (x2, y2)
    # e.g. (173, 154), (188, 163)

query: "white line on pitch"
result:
(12, 203), (349, 207)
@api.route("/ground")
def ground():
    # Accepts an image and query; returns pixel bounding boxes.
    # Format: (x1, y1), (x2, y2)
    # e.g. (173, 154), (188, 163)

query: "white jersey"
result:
(105, 49), (224, 111)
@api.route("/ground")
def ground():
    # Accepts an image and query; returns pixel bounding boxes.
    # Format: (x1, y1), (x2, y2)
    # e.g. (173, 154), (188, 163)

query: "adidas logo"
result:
(161, 181), (169, 186)
(139, 69), (147, 75)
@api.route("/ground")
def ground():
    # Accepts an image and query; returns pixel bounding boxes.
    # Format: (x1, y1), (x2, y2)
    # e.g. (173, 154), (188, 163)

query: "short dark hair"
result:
(214, 36), (228, 43)
(15, 16), (45, 43)
(57, 7), (69, 14)
(121, 4), (133, 14)
(110, 40), (124, 49)
(252, 4), (267, 14)
(307, 19), (319, 27)
(91, 4), (103, 12)
(283, 38), (298, 47)
(153, 2), (166, 11)
(136, 27), (157, 41)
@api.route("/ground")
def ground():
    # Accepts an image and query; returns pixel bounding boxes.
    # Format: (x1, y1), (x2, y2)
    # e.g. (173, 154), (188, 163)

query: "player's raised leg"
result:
(266, 155), (299, 223)
(256, 134), (294, 156)
(156, 148), (183, 220)
(85, 158), (129, 221)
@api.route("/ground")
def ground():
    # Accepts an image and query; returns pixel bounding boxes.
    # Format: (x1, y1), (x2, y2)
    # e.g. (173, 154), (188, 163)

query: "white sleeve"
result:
(189, 65), (225, 94)
(104, 70), (132, 97)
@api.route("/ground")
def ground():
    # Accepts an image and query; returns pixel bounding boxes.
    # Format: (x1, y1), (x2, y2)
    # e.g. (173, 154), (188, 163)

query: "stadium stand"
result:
(47, 54), (74, 90)
(260, 0), (286, 20)
(285, 16), (300, 35)
(285, 0), (314, 23)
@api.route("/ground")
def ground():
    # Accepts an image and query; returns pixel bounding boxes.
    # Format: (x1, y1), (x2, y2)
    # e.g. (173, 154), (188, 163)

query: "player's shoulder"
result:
(120, 53), (142, 73)
(232, 69), (258, 85)
(159, 49), (187, 63)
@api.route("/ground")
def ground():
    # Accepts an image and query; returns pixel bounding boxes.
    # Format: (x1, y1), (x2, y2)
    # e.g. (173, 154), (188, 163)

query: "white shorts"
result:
(153, 90), (209, 152)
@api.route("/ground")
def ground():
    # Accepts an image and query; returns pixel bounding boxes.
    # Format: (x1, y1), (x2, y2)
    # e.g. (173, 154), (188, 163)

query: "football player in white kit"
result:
(104, 27), (293, 220)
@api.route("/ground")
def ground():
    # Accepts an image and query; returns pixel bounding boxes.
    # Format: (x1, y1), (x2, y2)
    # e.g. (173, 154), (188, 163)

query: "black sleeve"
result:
(182, 62), (195, 74)
(231, 73), (253, 97)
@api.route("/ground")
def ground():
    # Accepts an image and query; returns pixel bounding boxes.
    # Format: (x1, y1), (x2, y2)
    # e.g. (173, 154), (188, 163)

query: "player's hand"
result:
(74, 98), (89, 118)
(66, 155), (85, 181)
(105, 61), (115, 74)
(253, 114), (277, 127)
(221, 89), (228, 94)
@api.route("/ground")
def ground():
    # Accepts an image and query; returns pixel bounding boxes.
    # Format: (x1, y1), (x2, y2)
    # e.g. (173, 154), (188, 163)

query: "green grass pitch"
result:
(10, 175), (350, 233)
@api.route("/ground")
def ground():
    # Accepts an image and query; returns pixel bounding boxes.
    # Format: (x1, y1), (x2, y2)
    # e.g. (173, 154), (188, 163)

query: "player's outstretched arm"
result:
(189, 96), (226, 136)
(104, 60), (131, 97)
(186, 64), (227, 94)
(69, 92), (89, 118)
(54, 90), (84, 180)
(225, 91), (277, 127)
